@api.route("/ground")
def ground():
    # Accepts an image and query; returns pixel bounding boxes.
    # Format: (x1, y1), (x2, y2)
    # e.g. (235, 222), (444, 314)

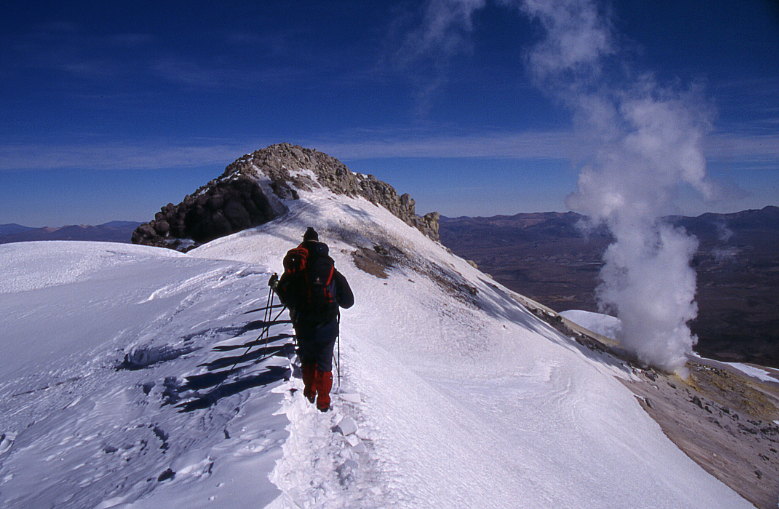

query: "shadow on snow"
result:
(176, 365), (290, 412)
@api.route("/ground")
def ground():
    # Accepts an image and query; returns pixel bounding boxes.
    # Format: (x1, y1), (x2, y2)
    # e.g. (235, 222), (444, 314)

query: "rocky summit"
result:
(132, 143), (440, 251)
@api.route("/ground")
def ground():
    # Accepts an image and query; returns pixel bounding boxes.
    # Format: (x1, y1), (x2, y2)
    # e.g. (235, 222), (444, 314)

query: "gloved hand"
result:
(268, 273), (279, 289)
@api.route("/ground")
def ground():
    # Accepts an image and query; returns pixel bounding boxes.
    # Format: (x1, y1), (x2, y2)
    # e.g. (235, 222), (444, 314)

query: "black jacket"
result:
(276, 241), (354, 321)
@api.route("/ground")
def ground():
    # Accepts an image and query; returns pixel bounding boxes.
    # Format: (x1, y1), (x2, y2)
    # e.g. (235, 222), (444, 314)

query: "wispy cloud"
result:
(3, 128), (775, 172)
(0, 132), (573, 172)
(0, 142), (257, 171)
(310, 130), (576, 160)
(312, 128), (779, 169)
(706, 132), (779, 164)
(8, 23), (133, 80)
(391, 0), (487, 114)
(109, 33), (156, 47)
(7, 22), (306, 90)
(397, 0), (487, 62)
(149, 57), (305, 89)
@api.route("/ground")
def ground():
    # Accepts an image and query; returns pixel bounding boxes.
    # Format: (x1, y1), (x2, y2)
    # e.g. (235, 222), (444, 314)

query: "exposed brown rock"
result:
(222, 143), (439, 240)
(132, 143), (439, 251)
(623, 361), (779, 509)
(351, 246), (393, 279)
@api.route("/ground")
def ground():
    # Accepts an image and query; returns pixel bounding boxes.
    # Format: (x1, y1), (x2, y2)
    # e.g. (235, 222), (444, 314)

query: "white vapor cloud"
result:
(514, 0), (614, 86)
(519, 0), (713, 375)
(406, 0), (721, 375)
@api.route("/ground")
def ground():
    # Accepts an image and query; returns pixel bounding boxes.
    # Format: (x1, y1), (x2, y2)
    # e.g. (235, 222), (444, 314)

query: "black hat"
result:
(303, 227), (319, 241)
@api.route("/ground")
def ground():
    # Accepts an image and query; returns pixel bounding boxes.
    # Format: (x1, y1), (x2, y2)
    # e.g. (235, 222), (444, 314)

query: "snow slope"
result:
(0, 242), (292, 508)
(560, 309), (622, 340)
(0, 183), (752, 507)
(193, 188), (750, 508)
(726, 363), (779, 384)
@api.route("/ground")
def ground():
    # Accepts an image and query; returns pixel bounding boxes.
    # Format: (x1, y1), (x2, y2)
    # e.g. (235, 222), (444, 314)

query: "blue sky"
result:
(1, 0), (778, 226)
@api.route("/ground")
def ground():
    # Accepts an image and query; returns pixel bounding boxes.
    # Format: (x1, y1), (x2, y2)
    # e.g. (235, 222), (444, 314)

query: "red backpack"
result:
(283, 247), (309, 274)
(281, 244), (338, 324)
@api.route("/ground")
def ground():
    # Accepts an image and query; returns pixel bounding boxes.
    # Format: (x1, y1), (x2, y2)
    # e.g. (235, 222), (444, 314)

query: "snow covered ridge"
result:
(2, 184), (777, 507)
(131, 143), (439, 251)
(194, 191), (768, 507)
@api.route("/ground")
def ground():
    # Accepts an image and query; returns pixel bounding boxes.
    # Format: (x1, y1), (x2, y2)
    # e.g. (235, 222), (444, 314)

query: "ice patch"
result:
(287, 168), (319, 182)
(344, 434), (361, 448)
(94, 495), (130, 509)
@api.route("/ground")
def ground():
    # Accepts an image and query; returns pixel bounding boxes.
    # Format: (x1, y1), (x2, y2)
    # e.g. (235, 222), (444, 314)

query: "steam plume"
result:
(517, 0), (713, 375)
(408, 0), (715, 374)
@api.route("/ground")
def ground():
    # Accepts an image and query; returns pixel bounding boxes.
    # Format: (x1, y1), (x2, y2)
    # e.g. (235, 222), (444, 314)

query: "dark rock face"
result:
(132, 175), (276, 249)
(132, 143), (440, 251)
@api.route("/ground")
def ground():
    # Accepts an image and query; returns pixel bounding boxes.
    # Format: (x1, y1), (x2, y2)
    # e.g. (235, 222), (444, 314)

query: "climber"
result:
(270, 227), (354, 412)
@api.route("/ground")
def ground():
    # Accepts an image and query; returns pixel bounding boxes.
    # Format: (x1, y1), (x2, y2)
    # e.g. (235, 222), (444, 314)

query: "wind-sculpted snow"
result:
(0, 241), (183, 294)
(0, 242), (292, 507)
(118, 345), (199, 370)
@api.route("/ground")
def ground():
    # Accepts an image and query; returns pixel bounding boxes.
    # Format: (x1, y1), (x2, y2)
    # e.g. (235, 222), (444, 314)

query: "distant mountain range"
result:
(0, 221), (141, 244)
(440, 206), (779, 367)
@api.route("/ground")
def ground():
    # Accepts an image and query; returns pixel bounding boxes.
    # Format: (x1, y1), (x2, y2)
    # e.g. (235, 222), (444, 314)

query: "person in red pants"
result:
(272, 228), (354, 411)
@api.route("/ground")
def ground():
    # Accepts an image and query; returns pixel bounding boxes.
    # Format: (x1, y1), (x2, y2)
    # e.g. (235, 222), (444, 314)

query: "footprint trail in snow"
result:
(271, 362), (397, 509)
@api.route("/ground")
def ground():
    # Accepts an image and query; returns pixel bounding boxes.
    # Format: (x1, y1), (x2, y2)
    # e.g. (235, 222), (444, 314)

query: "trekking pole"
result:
(261, 287), (279, 352)
(209, 287), (278, 396)
(336, 333), (341, 391)
(263, 285), (274, 322)
(247, 302), (289, 365)
(336, 312), (341, 391)
(247, 292), (291, 365)
(243, 303), (285, 314)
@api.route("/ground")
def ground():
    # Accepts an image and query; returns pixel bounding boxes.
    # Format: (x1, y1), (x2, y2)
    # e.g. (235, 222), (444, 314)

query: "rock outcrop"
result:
(132, 143), (440, 250)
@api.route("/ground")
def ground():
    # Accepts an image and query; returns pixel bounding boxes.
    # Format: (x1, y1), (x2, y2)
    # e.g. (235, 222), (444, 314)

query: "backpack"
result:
(281, 243), (339, 324)
(283, 247), (309, 274)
